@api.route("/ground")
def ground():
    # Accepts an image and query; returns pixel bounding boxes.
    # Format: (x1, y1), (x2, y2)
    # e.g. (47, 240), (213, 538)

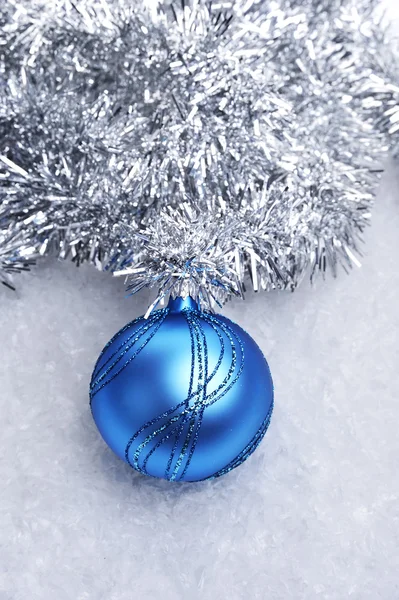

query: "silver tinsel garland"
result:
(0, 0), (398, 309)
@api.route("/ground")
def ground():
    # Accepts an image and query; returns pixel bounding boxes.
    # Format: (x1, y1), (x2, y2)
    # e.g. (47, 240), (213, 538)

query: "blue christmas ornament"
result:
(90, 297), (273, 482)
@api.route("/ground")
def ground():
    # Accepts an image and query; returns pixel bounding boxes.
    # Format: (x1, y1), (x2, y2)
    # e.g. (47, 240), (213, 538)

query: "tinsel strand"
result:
(0, 0), (398, 308)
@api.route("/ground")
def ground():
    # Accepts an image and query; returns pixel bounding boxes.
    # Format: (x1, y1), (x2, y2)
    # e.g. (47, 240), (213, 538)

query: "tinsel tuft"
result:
(0, 0), (398, 310)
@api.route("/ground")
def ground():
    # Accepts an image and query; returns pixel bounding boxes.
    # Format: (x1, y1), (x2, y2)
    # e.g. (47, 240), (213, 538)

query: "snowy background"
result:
(1, 6), (399, 598)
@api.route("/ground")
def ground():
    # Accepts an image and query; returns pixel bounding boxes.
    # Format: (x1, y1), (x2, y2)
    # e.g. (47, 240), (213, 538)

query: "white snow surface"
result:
(0, 159), (399, 599)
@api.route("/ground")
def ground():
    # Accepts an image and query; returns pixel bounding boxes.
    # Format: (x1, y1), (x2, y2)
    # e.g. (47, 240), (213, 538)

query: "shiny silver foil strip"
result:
(0, 0), (397, 310)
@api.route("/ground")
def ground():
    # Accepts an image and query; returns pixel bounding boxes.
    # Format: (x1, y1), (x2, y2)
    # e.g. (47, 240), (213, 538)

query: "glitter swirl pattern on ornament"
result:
(124, 309), (245, 481)
(90, 297), (274, 481)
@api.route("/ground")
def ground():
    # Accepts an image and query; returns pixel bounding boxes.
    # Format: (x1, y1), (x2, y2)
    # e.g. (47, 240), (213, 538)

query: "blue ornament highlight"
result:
(90, 297), (274, 482)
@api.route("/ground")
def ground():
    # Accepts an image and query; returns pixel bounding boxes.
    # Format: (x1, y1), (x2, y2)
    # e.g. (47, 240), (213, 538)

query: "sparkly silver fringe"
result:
(0, 0), (397, 309)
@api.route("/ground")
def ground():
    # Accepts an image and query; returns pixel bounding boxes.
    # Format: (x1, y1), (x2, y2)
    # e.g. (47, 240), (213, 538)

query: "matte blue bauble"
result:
(90, 297), (273, 482)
